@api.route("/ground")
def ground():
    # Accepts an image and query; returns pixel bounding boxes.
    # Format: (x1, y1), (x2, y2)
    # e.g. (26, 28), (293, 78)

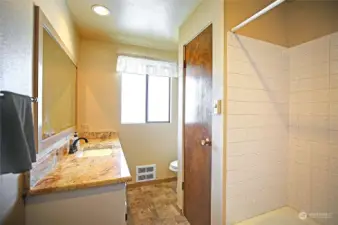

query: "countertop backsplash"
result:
(29, 142), (69, 188)
(80, 131), (117, 140)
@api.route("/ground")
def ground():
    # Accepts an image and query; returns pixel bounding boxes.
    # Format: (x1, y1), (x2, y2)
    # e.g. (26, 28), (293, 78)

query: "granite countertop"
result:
(29, 135), (132, 196)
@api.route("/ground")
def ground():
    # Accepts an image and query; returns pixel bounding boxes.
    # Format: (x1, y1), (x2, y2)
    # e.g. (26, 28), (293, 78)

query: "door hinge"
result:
(183, 60), (187, 69)
(125, 213), (128, 221)
(182, 182), (184, 190)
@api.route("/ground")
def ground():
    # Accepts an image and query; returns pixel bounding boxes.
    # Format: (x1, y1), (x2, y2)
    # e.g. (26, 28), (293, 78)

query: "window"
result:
(121, 73), (171, 124)
(117, 55), (176, 124)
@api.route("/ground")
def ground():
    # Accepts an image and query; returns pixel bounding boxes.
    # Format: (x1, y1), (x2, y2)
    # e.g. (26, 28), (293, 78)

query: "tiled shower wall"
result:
(226, 33), (289, 224)
(288, 32), (338, 225)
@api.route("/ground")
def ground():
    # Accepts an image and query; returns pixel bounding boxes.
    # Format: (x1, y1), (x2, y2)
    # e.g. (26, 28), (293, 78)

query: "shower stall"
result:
(225, 1), (338, 225)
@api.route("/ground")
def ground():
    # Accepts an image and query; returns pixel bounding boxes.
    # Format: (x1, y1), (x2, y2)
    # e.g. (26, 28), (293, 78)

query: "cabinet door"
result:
(26, 184), (127, 225)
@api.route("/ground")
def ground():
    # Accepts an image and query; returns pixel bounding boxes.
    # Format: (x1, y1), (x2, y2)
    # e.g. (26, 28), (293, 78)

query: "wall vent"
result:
(136, 164), (156, 182)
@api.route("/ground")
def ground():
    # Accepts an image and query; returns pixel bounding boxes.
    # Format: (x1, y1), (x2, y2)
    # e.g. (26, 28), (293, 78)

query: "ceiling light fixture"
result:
(92, 5), (110, 16)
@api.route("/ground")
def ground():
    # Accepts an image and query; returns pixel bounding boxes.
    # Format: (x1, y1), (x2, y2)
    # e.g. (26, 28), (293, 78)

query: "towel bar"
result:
(0, 92), (38, 102)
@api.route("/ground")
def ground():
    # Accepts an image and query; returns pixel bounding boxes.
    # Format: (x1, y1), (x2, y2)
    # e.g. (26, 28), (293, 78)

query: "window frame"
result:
(121, 73), (171, 124)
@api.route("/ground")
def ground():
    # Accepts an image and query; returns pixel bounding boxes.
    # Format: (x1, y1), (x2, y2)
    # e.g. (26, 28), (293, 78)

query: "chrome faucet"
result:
(69, 137), (88, 154)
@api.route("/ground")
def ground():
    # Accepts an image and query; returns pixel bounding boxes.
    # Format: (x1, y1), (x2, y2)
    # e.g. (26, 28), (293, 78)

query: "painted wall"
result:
(0, 1), (33, 224)
(225, 0), (288, 47)
(77, 39), (178, 183)
(288, 32), (338, 225)
(34, 0), (79, 62)
(286, 1), (338, 48)
(225, 0), (338, 48)
(0, 0), (78, 224)
(226, 33), (289, 224)
(177, 0), (225, 224)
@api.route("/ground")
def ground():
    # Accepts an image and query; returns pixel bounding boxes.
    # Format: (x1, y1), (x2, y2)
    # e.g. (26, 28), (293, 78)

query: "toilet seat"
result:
(169, 160), (178, 172)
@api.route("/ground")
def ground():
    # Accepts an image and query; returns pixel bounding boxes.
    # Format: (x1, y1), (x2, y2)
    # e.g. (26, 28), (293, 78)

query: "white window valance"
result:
(116, 55), (177, 78)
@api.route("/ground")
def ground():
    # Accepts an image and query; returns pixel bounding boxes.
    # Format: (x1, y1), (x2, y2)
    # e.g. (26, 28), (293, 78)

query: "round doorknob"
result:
(201, 138), (212, 146)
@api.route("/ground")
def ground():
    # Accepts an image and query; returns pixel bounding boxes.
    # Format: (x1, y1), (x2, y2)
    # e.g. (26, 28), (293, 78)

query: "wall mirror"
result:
(33, 6), (77, 153)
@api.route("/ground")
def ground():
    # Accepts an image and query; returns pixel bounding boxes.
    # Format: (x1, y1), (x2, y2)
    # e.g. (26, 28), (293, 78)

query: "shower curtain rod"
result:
(231, 0), (286, 33)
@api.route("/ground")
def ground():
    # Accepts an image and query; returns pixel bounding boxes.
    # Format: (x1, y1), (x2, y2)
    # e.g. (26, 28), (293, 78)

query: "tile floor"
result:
(127, 181), (190, 225)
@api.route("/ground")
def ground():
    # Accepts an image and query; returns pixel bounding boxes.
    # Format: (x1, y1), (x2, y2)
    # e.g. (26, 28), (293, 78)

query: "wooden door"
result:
(184, 24), (212, 225)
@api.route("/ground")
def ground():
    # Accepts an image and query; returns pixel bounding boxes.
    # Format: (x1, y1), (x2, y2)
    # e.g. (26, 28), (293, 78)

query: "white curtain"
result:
(116, 55), (177, 77)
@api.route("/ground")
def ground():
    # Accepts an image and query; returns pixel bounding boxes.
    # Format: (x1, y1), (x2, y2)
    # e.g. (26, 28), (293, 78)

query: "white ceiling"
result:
(67, 0), (202, 51)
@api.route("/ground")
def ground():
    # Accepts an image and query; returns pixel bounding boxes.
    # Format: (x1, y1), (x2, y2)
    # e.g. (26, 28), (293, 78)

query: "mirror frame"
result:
(33, 6), (77, 154)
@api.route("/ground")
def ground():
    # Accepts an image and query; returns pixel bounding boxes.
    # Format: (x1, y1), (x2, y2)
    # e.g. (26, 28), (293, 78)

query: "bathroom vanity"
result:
(25, 136), (132, 225)
(25, 7), (132, 225)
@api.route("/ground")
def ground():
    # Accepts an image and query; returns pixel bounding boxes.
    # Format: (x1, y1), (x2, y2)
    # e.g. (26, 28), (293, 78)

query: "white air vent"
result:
(136, 164), (156, 182)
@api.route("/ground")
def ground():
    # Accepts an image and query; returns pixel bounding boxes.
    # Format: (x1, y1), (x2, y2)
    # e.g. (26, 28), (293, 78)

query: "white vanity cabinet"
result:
(25, 183), (127, 225)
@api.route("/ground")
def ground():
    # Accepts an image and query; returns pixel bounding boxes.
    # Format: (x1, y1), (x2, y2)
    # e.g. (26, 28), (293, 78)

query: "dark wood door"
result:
(184, 24), (212, 225)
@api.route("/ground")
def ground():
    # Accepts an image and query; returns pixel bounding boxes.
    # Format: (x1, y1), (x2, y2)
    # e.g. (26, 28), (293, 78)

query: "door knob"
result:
(201, 138), (212, 146)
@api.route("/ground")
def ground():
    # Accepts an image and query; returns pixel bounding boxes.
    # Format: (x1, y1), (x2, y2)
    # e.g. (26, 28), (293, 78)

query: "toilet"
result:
(169, 160), (178, 173)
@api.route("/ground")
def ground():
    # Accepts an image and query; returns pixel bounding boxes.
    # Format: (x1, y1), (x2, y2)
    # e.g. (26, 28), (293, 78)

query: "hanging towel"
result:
(0, 91), (36, 175)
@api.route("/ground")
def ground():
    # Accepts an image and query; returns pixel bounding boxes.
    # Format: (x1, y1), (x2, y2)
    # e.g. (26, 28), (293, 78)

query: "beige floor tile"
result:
(127, 181), (189, 225)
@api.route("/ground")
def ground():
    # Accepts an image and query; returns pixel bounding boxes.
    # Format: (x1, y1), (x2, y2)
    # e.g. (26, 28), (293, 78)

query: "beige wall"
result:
(286, 1), (338, 48)
(0, 1), (34, 224)
(177, 0), (225, 224)
(225, 0), (288, 47)
(225, 0), (338, 48)
(34, 0), (79, 62)
(0, 0), (78, 224)
(77, 39), (178, 183)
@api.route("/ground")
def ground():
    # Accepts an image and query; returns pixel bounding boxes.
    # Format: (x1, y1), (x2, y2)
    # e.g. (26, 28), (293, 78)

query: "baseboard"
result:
(173, 204), (184, 216)
(127, 177), (177, 189)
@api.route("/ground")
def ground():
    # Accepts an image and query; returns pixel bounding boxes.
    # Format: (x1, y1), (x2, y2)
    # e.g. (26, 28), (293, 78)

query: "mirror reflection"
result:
(42, 29), (76, 139)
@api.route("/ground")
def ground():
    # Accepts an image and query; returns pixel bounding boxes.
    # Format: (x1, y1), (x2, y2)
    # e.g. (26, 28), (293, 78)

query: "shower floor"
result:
(235, 207), (321, 225)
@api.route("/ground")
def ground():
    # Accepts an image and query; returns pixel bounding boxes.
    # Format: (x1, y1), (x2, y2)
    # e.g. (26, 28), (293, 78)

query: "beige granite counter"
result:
(29, 135), (131, 196)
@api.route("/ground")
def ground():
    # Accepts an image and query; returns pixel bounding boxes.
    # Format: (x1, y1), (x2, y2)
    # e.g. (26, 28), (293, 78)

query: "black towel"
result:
(0, 91), (36, 174)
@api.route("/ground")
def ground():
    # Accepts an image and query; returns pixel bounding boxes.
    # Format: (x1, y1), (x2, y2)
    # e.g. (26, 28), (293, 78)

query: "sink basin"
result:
(76, 148), (113, 158)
